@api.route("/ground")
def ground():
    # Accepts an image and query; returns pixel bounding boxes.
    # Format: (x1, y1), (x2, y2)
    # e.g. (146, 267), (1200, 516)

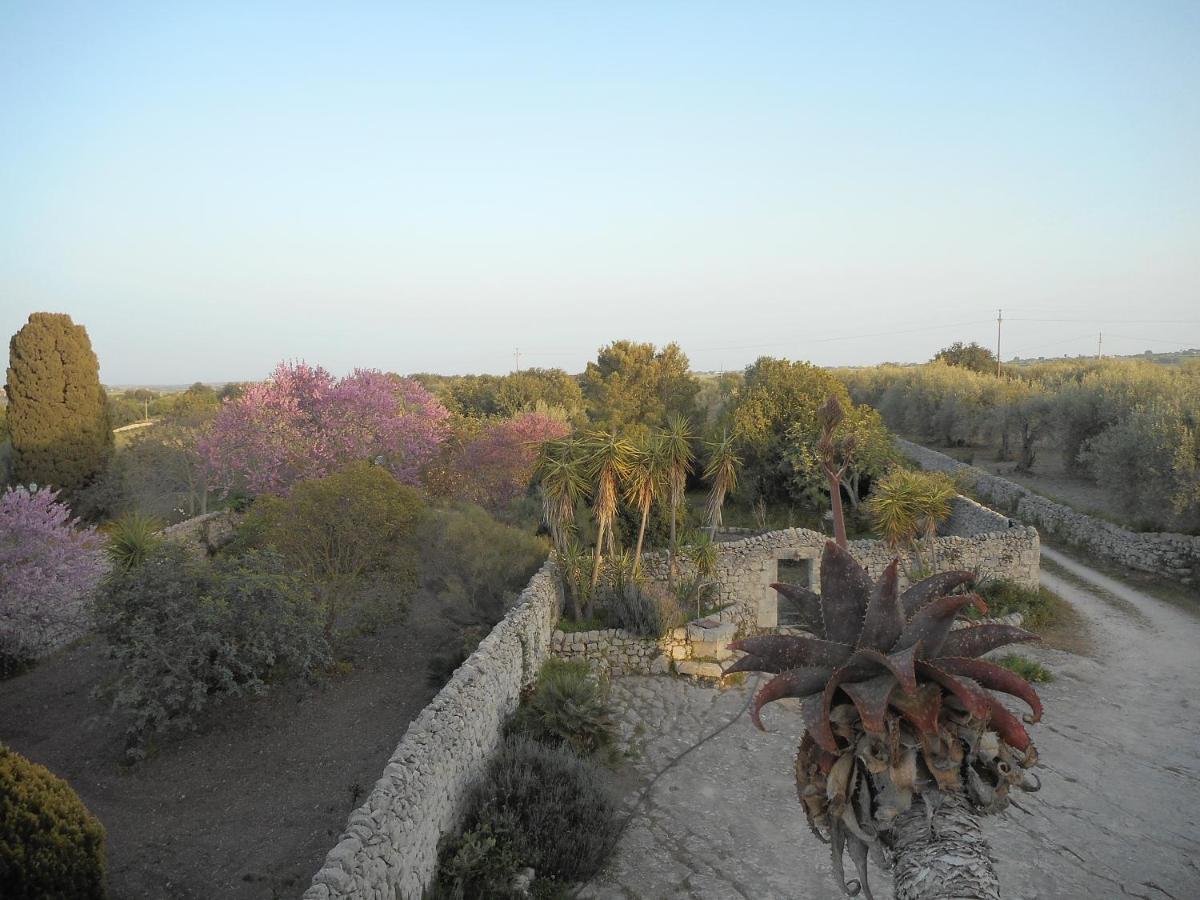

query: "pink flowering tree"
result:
(199, 362), (452, 495)
(455, 411), (570, 510)
(0, 486), (109, 662)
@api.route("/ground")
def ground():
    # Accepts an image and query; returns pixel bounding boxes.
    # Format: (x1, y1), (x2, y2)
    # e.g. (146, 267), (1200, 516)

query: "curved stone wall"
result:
(897, 438), (1200, 584)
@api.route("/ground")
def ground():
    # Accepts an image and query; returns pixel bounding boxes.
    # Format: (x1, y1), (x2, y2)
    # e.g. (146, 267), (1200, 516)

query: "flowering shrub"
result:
(454, 412), (570, 511)
(198, 362), (452, 496)
(0, 486), (108, 668)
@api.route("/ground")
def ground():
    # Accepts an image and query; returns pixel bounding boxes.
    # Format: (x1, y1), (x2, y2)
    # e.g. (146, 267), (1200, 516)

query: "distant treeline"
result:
(836, 358), (1200, 532)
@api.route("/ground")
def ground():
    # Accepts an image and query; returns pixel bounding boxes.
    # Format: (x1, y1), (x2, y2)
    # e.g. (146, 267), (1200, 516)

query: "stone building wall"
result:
(303, 561), (562, 900)
(897, 438), (1200, 584)
(640, 517), (1039, 634)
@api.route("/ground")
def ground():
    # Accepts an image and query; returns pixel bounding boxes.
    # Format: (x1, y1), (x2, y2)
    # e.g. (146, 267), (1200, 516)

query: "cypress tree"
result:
(5, 313), (113, 492)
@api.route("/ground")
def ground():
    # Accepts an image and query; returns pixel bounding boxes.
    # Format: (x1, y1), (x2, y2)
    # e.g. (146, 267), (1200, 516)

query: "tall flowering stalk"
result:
(199, 362), (452, 496)
(0, 486), (108, 659)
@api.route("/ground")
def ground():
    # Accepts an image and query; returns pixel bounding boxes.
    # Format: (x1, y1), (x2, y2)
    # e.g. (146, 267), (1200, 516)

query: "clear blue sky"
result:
(2, 1), (1198, 384)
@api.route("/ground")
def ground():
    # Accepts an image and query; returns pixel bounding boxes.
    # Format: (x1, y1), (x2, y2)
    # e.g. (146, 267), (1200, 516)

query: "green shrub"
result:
(508, 659), (616, 760)
(976, 578), (1062, 632)
(995, 654), (1053, 683)
(431, 823), (522, 900)
(606, 582), (684, 639)
(423, 503), (548, 623)
(465, 736), (620, 883)
(248, 462), (425, 635)
(104, 512), (162, 570)
(0, 743), (107, 899)
(94, 543), (330, 758)
(425, 624), (484, 689)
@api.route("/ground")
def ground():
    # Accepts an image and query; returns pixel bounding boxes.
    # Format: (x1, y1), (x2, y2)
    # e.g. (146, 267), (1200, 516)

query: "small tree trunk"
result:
(633, 503), (650, 574)
(891, 791), (1000, 900)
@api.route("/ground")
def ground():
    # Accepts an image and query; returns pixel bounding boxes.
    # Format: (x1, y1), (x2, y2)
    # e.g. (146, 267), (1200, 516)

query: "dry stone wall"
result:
(303, 561), (562, 900)
(160, 509), (239, 557)
(640, 517), (1039, 634)
(898, 438), (1200, 584)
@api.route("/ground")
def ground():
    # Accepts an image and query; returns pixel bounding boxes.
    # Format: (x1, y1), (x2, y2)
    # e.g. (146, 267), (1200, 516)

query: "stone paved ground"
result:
(582, 547), (1200, 900)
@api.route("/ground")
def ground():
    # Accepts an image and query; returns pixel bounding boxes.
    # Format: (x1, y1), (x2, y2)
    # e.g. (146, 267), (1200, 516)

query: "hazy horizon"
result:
(3, 2), (1199, 384)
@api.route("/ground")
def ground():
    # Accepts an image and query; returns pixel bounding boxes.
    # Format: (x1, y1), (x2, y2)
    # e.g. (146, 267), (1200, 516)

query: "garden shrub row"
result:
(432, 659), (622, 898)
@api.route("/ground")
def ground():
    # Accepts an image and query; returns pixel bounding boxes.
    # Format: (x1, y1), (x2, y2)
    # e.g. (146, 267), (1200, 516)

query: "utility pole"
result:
(514, 348), (521, 373)
(1098, 331), (1103, 359)
(996, 308), (1003, 377)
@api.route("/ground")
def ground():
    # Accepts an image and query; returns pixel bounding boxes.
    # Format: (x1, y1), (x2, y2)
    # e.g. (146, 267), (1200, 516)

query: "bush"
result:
(431, 823), (523, 900)
(976, 578), (1062, 632)
(0, 486), (108, 672)
(249, 462), (425, 635)
(0, 743), (107, 899)
(995, 654), (1053, 683)
(423, 503), (548, 633)
(94, 543), (329, 758)
(508, 659), (616, 760)
(465, 736), (620, 883)
(606, 581), (684, 639)
(104, 512), (162, 570)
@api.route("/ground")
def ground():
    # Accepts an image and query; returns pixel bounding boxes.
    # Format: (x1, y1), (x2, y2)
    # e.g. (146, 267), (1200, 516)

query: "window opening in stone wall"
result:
(775, 559), (813, 628)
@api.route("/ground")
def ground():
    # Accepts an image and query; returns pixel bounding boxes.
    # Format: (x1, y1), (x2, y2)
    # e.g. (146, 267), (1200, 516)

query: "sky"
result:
(2, 1), (1198, 385)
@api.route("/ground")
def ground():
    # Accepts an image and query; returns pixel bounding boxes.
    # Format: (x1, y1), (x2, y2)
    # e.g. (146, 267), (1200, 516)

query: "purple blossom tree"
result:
(454, 411), (570, 510)
(0, 486), (109, 661)
(198, 362), (452, 496)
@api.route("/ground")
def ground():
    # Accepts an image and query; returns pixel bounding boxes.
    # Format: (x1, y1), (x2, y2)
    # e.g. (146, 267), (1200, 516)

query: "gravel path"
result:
(581, 549), (1200, 900)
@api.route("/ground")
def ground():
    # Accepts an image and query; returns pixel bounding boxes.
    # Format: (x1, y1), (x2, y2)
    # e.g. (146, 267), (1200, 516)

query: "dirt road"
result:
(988, 546), (1200, 899)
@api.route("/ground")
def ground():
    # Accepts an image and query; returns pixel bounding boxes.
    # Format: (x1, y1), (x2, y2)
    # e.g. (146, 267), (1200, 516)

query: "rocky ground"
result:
(581, 546), (1200, 900)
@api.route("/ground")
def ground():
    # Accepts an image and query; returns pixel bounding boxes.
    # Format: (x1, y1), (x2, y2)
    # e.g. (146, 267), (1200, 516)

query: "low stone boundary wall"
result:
(642, 520), (1039, 633)
(303, 561), (563, 900)
(160, 509), (239, 557)
(897, 438), (1200, 584)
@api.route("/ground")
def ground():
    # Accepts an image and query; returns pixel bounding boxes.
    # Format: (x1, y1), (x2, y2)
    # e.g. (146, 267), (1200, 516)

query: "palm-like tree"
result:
(534, 437), (588, 555)
(866, 467), (957, 574)
(583, 431), (636, 590)
(662, 414), (695, 579)
(703, 428), (741, 541)
(624, 431), (669, 575)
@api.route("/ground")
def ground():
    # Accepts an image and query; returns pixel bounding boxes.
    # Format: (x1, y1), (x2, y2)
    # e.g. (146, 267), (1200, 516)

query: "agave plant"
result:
(726, 541), (1043, 899)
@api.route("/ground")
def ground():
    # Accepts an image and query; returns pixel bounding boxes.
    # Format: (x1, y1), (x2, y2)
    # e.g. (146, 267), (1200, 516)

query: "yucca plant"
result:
(727, 396), (1044, 900)
(105, 512), (163, 570)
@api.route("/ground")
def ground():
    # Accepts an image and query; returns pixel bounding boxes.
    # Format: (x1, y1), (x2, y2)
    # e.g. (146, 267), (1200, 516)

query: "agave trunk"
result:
(891, 791), (999, 900)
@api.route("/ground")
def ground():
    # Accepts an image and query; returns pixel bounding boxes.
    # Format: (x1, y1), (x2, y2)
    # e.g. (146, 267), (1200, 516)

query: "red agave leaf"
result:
(894, 594), (980, 657)
(888, 683), (942, 735)
(841, 673), (897, 733)
(751, 667), (834, 730)
(915, 661), (992, 720)
(937, 624), (1038, 659)
(857, 559), (903, 651)
(770, 581), (825, 634)
(932, 657), (1043, 723)
(819, 541), (873, 645)
(729, 634), (852, 673)
(900, 570), (976, 617)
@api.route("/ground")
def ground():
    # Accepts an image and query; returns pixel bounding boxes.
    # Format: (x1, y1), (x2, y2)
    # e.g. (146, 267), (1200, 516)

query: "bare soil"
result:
(0, 593), (448, 900)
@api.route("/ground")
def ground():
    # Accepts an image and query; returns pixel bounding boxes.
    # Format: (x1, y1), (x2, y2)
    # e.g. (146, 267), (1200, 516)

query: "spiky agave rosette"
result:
(726, 541), (1042, 898)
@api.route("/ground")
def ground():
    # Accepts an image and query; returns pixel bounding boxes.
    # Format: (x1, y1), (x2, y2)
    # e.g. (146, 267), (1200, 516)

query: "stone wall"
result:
(303, 561), (563, 900)
(897, 438), (1200, 584)
(549, 627), (681, 676)
(641, 513), (1038, 633)
(160, 509), (239, 557)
